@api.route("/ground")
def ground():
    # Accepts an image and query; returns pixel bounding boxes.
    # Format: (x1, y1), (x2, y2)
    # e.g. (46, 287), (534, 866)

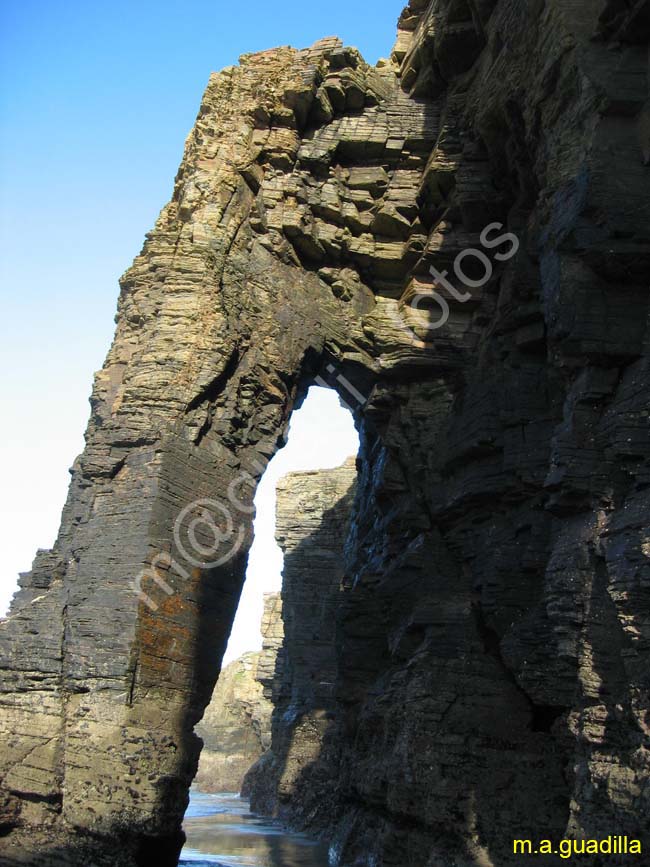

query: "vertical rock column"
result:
(245, 459), (357, 820)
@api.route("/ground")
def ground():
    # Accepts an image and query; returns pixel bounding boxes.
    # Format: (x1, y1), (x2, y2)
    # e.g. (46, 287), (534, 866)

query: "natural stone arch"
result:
(1, 2), (649, 865)
(0, 35), (449, 862)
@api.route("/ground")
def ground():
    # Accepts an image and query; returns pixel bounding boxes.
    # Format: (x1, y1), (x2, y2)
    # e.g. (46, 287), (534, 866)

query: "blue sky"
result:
(0, 1), (397, 643)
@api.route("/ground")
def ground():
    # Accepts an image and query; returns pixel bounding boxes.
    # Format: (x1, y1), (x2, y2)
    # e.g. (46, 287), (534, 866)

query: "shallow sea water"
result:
(179, 791), (331, 867)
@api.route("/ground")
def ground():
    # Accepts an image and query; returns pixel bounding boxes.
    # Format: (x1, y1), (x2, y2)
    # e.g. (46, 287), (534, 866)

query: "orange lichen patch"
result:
(135, 569), (207, 683)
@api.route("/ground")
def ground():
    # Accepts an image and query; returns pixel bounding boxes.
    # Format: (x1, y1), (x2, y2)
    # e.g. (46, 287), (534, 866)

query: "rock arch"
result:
(1, 2), (649, 865)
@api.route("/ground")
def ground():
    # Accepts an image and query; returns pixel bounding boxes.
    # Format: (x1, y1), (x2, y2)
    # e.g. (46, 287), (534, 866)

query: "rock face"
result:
(192, 590), (282, 796)
(0, 2), (649, 866)
(243, 459), (357, 817)
(192, 590), (282, 795)
(193, 647), (273, 794)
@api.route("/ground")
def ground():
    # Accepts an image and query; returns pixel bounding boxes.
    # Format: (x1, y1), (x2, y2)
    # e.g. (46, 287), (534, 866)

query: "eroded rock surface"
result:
(193, 647), (273, 794)
(244, 459), (357, 817)
(192, 591), (282, 796)
(0, 1), (649, 865)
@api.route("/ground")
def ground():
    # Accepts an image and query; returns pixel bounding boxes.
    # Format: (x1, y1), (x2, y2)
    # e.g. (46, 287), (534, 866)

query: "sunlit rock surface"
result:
(193, 591), (282, 796)
(194, 649), (272, 794)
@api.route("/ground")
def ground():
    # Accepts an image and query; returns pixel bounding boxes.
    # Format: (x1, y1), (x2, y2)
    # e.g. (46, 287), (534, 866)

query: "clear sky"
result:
(0, 1), (395, 640)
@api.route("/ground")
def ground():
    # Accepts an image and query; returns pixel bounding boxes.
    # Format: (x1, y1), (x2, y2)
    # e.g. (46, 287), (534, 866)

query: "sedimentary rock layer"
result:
(0, 1), (648, 865)
(244, 459), (357, 816)
(192, 591), (282, 795)
(193, 645), (273, 794)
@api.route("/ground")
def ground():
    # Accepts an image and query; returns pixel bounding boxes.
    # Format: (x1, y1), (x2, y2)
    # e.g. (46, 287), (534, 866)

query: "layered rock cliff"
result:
(193, 591), (283, 795)
(244, 459), (357, 817)
(193, 648), (272, 794)
(0, 2), (649, 866)
(192, 591), (283, 794)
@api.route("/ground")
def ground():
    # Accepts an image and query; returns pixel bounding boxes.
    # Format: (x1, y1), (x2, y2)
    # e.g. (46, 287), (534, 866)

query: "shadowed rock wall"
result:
(0, 1), (649, 865)
(244, 459), (357, 818)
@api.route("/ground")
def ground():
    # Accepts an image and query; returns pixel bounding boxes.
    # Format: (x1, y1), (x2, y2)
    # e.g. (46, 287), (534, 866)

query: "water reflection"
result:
(180, 791), (330, 867)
